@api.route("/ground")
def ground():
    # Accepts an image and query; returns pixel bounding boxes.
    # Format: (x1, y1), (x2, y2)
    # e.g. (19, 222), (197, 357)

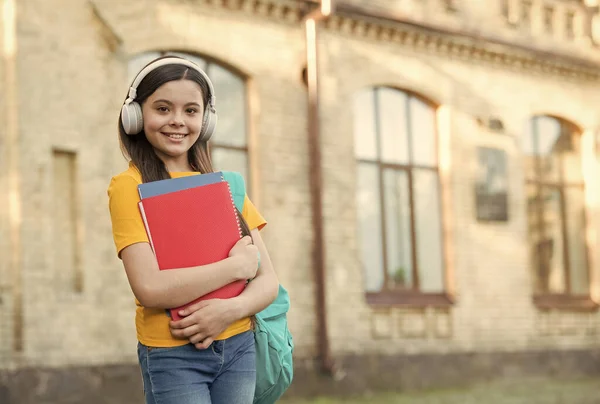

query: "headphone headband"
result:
(126, 57), (216, 107)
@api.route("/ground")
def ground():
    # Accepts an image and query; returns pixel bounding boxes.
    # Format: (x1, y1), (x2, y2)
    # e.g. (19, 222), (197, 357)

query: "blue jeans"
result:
(137, 331), (256, 404)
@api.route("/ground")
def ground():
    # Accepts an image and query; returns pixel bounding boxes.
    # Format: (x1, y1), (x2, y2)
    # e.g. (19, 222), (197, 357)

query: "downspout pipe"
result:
(2, 0), (23, 354)
(303, 0), (336, 375)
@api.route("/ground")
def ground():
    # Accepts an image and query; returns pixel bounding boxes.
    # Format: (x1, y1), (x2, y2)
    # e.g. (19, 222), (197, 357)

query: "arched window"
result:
(524, 116), (589, 297)
(353, 87), (445, 302)
(128, 52), (249, 180)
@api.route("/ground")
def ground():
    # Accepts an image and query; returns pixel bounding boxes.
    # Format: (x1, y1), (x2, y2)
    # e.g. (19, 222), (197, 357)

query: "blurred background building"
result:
(1, 0), (600, 402)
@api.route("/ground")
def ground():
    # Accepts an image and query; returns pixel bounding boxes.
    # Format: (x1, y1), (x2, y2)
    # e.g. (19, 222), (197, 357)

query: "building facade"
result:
(1, 0), (600, 402)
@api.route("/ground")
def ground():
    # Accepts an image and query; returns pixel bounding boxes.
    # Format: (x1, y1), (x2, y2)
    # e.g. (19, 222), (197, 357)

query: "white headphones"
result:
(120, 57), (218, 142)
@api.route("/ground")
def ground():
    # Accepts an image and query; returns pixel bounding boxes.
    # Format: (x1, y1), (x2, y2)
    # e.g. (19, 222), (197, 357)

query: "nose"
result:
(169, 112), (184, 127)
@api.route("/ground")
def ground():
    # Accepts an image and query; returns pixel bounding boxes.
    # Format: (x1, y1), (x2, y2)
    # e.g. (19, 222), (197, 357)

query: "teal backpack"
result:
(223, 172), (295, 404)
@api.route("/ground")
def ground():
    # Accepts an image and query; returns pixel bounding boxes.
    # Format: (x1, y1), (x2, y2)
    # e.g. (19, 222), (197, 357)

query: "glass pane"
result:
(536, 116), (561, 183)
(353, 89), (378, 160)
(541, 187), (566, 293)
(409, 97), (437, 167)
(523, 119), (537, 179)
(378, 88), (409, 164)
(413, 169), (444, 292)
(562, 131), (583, 183)
(128, 52), (161, 84)
(207, 63), (246, 147)
(211, 148), (248, 183)
(164, 52), (207, 71)
(382, 169), (412, 289)
(356, 163), (385, 292)
(526, 183), (545, 293)
(565, 187), (589, 294)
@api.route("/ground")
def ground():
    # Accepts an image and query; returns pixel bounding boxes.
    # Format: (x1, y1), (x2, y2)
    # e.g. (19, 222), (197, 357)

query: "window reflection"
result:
(413, 169), (443, 292)
(525, 116), (588, 296)
(353, 90), (378, 160)
(565, 187), (588, 294)
(357, 163), (385, 292)
(354, 87), (442, 294)
(383, 169), (412, 289)
(378, 89), (409, 164)
(541, 187), (565, 294)
(207, 63), (246, 148)
(410, 97), (437, 166)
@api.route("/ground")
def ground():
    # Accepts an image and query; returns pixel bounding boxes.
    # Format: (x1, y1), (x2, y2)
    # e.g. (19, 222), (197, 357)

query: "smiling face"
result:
(141, 79), (205, 171)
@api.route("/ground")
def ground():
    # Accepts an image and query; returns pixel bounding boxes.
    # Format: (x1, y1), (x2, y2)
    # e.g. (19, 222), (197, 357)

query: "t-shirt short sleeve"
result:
(108, 168), (266, 257)
(107, 174), (149, 257)
(242, 194), (267, 231)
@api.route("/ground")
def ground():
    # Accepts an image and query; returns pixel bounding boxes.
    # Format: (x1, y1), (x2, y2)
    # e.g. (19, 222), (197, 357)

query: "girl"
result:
(107, 55), (279, 404)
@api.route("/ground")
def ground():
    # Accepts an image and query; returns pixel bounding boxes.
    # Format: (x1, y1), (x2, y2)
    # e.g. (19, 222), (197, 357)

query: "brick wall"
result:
(13, 0), (133, 367)
(318, 26), (600, 356)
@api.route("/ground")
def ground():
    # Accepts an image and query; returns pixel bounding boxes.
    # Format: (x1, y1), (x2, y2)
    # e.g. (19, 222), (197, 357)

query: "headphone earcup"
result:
(199, 109), (218, 142)
(121, 102), (143, 135)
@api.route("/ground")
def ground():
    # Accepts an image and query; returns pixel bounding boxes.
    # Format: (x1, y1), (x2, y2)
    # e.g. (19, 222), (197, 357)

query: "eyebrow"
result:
(152, 99), (202, 107)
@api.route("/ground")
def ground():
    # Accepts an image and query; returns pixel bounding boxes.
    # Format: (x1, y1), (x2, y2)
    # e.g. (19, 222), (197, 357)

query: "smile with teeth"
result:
(162, 132), (187, 139)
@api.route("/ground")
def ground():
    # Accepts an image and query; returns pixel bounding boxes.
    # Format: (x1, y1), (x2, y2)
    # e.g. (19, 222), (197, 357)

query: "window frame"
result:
(355, 87), (452, 307)
(525, 115), (597, 311)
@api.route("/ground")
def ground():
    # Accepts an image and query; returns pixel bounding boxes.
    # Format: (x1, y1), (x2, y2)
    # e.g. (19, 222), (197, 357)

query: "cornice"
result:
(198, 0), (600, 81)
(198, 0), (304, 22)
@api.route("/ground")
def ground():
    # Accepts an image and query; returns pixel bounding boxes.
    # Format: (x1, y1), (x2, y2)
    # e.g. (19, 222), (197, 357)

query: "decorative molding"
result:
(370, 309), (393, 339)
(199, 0), (304, 21)
(196, 0), (600, 81)
(398, 309), (427, 339)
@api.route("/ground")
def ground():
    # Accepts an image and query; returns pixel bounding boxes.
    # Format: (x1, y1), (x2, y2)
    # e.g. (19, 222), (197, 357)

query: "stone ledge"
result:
(0, 364), (143, 404)
(286, 349), (600, 397)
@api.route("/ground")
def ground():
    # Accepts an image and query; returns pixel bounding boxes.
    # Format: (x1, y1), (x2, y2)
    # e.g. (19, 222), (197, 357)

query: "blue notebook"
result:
(138, 171), (224, 199)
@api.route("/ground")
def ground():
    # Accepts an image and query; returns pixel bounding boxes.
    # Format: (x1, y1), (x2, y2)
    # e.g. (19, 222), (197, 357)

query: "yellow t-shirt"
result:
(107, 163), (266, 347)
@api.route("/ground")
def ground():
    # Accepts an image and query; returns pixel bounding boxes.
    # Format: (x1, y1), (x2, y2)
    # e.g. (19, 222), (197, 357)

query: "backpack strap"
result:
(221, 171), (245, 212)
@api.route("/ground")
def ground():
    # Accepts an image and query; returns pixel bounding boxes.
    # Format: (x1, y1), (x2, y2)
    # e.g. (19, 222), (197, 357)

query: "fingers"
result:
(195, 337), (214, 350)
(170, 314), (203, 329)
(238, 236), (252, 246)
(247, 243), (259, 260)
(169, 319), (184, 329)
(230, 236), (254, 258)
(170, 324), (201, 339)
(175, 300), (210, 319)
(189, 332), (207, 345)
(170, 316), (197, 329)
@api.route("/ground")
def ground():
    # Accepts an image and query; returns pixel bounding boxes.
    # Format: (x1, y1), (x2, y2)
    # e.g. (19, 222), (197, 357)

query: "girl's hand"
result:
(228, 236), (259, 280)
(169, 298), (241, 350)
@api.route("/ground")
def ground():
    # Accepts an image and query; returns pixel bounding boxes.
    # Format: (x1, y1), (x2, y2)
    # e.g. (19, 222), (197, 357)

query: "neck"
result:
(159, 154), (193, 173)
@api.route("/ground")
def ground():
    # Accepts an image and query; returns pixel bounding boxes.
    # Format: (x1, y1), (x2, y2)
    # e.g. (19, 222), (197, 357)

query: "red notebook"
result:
(138, 181), (246, 320)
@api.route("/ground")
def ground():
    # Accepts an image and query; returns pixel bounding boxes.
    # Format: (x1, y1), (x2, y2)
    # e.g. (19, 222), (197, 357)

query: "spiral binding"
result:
(223, 174), (243, 238)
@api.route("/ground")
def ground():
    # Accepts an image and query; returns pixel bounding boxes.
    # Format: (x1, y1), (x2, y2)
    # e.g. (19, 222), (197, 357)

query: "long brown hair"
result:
(118, 55), (252, 238)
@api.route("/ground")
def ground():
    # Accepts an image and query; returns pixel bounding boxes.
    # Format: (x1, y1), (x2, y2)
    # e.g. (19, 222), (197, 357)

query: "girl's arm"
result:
(229, 227), (279, 317)
(170, 228), (279, 348)
(120, 236), (259, 309)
